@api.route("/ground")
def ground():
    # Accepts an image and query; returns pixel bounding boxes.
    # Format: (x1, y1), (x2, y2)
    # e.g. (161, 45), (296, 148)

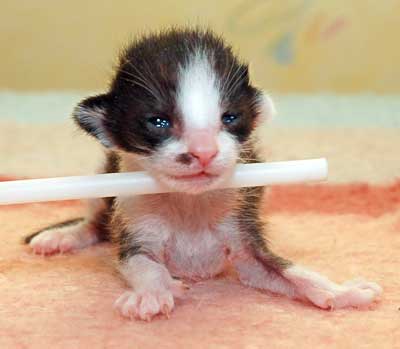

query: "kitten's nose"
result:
(187, 130), (218, 167)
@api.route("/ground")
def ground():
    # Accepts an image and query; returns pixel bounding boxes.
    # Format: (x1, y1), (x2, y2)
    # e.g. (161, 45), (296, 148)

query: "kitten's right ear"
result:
(256, 91), (276, 123)
(72, 94), (115, 148)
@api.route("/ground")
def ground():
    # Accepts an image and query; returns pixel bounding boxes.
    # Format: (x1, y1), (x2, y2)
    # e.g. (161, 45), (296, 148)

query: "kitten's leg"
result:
(24, 152), (119, 255)
(232, 243), (382, 310)
(113, 221), (187, 321)
(25, 198), (110, 255)
(232, 186), (381, 309)
(114, 254), (186, 321)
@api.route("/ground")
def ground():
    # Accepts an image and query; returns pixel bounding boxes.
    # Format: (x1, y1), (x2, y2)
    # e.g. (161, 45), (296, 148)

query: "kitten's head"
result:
(74, 28), (274, 194)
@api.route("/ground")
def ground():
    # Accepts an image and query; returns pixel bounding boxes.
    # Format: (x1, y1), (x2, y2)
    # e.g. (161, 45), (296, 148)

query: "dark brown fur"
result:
(236, 144), (292, 273)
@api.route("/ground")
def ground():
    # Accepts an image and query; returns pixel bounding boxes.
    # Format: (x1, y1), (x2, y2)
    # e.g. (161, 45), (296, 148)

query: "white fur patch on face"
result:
(176, 51), (221, 130)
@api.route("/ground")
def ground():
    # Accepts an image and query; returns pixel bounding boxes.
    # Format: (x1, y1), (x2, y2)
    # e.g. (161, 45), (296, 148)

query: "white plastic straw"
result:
(0, 158), (328, 205)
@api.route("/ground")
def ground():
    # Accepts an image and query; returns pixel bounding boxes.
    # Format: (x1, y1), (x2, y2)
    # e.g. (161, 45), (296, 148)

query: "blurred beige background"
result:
(2, 0), (400, 93)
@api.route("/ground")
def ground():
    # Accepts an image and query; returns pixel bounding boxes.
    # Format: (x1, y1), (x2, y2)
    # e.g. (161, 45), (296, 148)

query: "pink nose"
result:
(187, 130), (218, 167)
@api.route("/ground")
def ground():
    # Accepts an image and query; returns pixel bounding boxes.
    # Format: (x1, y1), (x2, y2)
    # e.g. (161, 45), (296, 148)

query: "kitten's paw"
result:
(302, 280), (381, 310)
(333, 278), (382, 308)
(342, 277), (383, 294)
(284, 266), (382, 310)
(114, 289), (175, 321)
(29, 225), (97, 255)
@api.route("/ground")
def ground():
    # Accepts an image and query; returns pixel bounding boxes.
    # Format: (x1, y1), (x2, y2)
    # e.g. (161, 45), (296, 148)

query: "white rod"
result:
(0, 158), (328, 205)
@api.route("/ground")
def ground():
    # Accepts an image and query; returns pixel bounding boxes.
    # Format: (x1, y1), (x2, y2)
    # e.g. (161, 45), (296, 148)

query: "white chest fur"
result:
(165, 226), (227, 280)
(116, 190), (238, 280)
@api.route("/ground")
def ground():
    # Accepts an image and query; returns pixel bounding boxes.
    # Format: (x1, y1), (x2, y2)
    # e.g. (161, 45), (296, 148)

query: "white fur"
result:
(29, 222), (98, 255)
(120, 255), (176, 292)
(177, 51), (221, 130)
(283, 265), (382, 309)
(114, 289), (176, 321)
(115, 255), (185, 320)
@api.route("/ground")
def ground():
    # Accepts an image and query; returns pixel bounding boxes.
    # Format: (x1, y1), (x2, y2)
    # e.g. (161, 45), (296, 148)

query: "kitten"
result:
(25, 28), (381, 321)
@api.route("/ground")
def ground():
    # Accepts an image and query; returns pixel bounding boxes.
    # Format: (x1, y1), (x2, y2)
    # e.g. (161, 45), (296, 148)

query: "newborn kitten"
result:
(25, 28), (381, 321)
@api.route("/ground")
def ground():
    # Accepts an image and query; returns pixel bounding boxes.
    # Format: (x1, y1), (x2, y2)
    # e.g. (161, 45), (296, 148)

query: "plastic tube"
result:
(0, 158), (328, 205)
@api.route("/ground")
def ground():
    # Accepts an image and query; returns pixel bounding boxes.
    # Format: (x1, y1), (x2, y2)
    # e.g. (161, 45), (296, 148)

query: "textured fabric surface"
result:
(1, 192), (399, 348)
(1, 94), (399, 348)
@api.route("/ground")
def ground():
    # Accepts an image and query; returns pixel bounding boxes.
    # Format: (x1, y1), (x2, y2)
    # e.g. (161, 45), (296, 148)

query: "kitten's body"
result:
(25, 28), (381, 320)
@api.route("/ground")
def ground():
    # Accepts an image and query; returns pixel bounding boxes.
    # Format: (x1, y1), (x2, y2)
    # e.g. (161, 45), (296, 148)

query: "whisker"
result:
(140, 59), (166, 100)
(118, 66), (157, 91)
(221, 59), (236, 96)
(224, 63), (244, 98)
(124, 61), (163, 100)
(124, 60), (153, 85)
(120, 77), (160, 100)
(225, 66), (247, 98)
(119, 70), (161, 99)
(118, 68), (153, 88)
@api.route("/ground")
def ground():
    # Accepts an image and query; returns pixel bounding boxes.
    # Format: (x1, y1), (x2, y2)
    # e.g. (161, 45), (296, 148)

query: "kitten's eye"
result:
(221, 113), (239, 125)
(147, 116), (172, 129)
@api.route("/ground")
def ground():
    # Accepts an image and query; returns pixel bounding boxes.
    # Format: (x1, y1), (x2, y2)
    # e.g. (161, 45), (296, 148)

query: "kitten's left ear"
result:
(256, 91), (276, 123)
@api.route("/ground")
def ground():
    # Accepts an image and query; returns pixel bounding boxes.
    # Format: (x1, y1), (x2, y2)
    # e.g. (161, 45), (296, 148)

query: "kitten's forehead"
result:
(176, 51), (221, 130)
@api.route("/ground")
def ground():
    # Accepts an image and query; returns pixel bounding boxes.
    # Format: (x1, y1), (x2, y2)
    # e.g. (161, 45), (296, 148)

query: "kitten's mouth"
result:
(170, 171), (218, 182)
(158, 168), (232, 194)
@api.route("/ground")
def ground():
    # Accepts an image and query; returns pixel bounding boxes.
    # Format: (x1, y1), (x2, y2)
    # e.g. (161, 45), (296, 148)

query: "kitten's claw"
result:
(171, 279), (189, 298)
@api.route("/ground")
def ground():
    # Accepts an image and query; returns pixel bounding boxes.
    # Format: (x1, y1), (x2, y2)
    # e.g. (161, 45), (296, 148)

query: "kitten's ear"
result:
(73, 93), (115, 148)
(256, 91), (276, 123)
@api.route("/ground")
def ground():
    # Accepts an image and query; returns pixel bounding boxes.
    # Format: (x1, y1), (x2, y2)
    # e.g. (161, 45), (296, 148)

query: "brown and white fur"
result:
(25, 28), (381, 321)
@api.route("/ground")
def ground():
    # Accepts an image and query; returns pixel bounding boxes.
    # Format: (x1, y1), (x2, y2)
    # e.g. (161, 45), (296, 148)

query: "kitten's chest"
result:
(164, 228), (229, 280)
(121, 191), (238, 280)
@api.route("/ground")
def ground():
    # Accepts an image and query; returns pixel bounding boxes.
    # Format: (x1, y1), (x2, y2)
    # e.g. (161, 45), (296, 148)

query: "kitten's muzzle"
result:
(185, 129), (219, 168)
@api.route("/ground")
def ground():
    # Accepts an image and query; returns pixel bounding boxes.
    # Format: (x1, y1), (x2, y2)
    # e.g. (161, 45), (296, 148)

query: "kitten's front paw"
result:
(114, 289), (175, 321)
